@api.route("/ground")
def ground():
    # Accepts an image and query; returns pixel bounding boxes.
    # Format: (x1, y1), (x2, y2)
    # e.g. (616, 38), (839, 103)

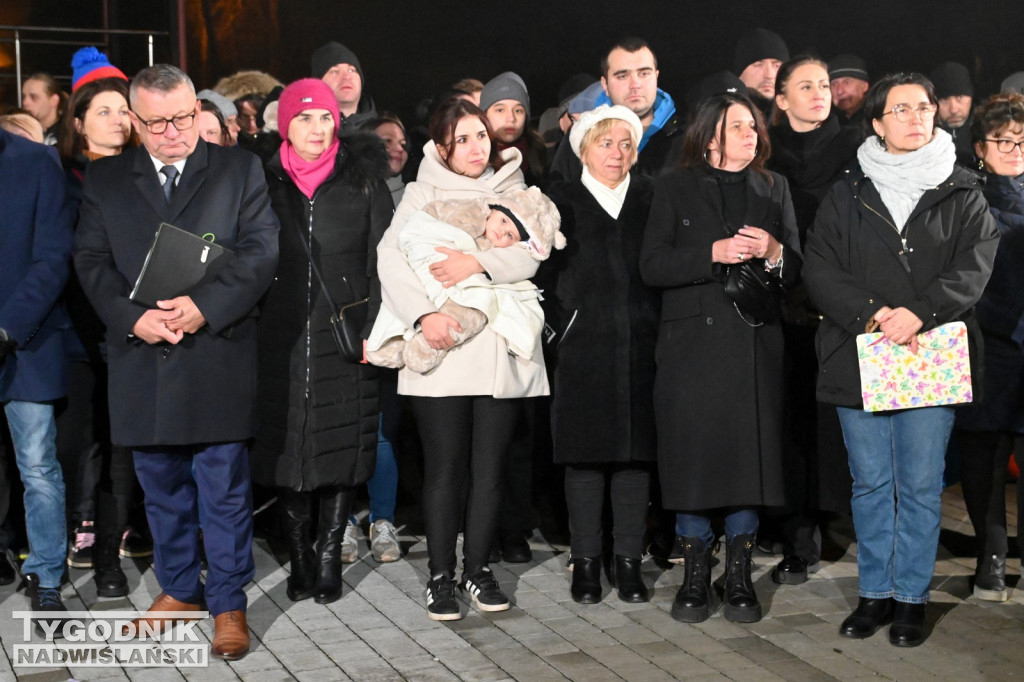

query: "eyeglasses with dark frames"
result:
(135, 109), (197, 134)
(985, 138), (1024, 154)
(882, 104), (937, 123)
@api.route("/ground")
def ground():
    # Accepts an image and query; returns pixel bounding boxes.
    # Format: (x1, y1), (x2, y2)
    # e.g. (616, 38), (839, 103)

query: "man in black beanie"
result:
(930, 61), (976, 167)
(732, 28), (789, 117)
(311, 41), (378, 137)
(829, 54), (870, 126)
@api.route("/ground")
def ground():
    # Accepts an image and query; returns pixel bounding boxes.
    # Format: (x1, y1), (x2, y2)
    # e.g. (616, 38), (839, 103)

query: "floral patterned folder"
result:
(856, 321), (972, 412)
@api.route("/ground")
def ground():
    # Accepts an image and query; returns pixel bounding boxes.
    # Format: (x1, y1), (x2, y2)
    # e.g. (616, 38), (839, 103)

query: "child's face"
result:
(484, 209), (522, 248)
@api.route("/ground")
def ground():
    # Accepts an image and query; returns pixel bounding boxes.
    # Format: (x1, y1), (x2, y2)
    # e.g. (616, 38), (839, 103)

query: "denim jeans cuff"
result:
(893, 594), (929, 604)
(859, 589), (894, 599)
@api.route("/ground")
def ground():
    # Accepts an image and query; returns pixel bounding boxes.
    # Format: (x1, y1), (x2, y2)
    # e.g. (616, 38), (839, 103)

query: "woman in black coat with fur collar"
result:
(542, 106), (660, 606)
(250, 80), (393, 605)
(640, 94), (801, 625)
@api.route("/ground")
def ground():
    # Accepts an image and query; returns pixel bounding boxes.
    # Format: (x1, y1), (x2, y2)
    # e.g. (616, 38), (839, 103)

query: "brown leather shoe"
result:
(122, 593), (202, 637)
(211, 610), (250, 660)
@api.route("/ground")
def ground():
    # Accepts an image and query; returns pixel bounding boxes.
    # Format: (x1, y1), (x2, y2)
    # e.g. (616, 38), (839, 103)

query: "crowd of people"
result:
(1, 26), (1022, 660)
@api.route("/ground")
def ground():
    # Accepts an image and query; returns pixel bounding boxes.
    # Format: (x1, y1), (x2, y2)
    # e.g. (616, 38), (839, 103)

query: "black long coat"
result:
(542, 175), (660, 465)
(250, 134), (393, 491)
(73, 141), (280, 446)
(640, 166), (801, 510)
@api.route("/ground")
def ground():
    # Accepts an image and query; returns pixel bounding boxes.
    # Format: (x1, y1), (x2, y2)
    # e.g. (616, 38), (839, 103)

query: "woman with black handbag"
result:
(640, 93), (801, 624)
(251, 78), (393, 604)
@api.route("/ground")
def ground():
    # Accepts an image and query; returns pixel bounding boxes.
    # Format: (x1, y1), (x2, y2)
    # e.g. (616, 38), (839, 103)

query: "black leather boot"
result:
(670, 537), (713, 623)
(771, 555), (810, 585)
(93, 531), (128, 598)
(611, 555), (648, 603)
(839, 597), (893, 639)
(313, 486), (355, 604)
(570, 556), (602, 604)
(973, 553), (1007, 602)
(280, 489), (315, 602)
(888, 601), (927, 647)
(723, 534), (761, 622)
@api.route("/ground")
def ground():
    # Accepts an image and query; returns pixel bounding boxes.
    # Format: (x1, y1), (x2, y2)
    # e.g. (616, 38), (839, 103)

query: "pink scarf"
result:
(279, 138), (339, 199)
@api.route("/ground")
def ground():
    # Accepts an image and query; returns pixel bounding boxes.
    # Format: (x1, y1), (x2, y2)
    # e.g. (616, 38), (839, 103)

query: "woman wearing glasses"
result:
(804, 73), (999, 646)
(954, 92), (1024, 603)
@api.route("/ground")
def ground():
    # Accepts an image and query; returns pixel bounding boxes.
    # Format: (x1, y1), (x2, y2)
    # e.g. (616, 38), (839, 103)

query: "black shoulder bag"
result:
(716, 199), (784, 326)
(294, 224), (369, 363)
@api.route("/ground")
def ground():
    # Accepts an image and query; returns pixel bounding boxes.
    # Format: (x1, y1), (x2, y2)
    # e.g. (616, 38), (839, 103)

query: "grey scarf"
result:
(857, 128), (955, 231)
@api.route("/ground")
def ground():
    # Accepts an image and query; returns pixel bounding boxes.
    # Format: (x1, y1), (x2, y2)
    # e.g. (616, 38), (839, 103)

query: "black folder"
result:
(129, 223), (234, 307)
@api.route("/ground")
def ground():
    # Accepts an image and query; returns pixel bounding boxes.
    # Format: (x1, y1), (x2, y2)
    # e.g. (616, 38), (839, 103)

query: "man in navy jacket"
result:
(73, 65), (279, 660)
(0, 128), (74, 632)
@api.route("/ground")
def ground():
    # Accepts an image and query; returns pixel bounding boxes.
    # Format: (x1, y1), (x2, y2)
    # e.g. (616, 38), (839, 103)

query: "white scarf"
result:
(857, 128), (955, 231)
(581, 167), (630, 219)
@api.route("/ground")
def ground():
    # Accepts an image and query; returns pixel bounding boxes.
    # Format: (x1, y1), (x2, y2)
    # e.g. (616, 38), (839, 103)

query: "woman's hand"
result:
(418, 312), (463, 350)
(876, 306), (924, 347)
(712, 229), (780, 265)
(430, 247), (485, 288)
(736, 226), (783, 262)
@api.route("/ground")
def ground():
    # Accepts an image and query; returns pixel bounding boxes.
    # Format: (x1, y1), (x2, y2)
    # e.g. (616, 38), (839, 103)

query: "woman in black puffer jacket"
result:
(251, 79), (393, 605)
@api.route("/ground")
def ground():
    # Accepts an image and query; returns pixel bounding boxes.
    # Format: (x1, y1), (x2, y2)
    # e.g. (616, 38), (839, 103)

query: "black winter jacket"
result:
(804, 163), (999, 407)
(251, 134), (393, 490)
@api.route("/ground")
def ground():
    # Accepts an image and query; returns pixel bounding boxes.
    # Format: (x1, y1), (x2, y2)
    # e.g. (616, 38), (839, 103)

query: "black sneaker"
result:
(22, 573), (68, 638)
(425, 573), (461, 621)
(460, 567), (510, 612)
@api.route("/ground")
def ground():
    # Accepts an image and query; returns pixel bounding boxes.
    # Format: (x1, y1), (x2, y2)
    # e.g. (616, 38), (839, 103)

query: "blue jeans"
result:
(368, 413), (398, 523)
(676, 508), (758, 548)
(348, 380), (400, 526)
(837, 406), (955, 604)
(5, 401), (66, 587)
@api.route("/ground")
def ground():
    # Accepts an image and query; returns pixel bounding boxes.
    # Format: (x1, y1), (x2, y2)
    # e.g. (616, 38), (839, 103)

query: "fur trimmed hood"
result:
(338, 132), (392, 194)
(213, 70), (284, 100)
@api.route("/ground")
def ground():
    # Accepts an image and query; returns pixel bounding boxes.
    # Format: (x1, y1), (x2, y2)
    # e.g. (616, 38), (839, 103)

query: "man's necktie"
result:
(161, 165), (178, 204)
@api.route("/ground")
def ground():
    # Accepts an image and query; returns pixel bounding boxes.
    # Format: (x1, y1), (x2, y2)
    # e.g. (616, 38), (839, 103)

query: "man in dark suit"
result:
(73, 64), (279, 661)
(0, 127), (75, 633)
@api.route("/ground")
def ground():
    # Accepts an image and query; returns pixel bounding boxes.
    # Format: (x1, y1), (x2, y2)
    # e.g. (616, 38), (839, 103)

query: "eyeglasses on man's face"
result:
(883, 104), (937, 123)
(135, 109), (197, 134)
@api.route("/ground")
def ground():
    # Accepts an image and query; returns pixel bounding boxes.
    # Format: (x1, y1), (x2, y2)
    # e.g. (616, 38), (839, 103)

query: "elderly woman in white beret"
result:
(542, 105), (660, 605)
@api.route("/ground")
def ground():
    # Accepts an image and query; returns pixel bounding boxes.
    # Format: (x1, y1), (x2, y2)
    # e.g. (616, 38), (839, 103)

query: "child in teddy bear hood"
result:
(367, 186), (564, 373)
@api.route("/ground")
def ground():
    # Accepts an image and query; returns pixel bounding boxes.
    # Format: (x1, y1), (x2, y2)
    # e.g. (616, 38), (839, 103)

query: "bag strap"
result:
(292, 221), (355, 315)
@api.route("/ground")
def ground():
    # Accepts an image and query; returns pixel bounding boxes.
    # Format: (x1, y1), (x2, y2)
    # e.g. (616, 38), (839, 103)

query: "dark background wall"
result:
(3, 0), (1021, 125)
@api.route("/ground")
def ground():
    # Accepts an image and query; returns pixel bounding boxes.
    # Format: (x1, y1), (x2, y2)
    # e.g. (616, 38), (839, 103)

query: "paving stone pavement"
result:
(0, 483), (1019, 681)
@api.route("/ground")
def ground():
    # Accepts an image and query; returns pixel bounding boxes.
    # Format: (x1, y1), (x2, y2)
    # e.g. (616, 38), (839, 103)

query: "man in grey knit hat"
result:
(310, 40), (378, 137)
(828, 54), (870, 126)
